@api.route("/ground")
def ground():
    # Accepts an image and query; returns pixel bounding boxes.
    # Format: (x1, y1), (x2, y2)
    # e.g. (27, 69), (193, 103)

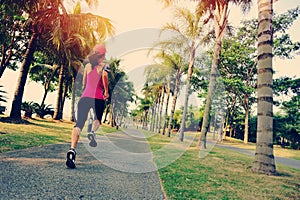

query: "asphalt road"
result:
(216, 143), (300, 170)
(0, 130), (166, 200)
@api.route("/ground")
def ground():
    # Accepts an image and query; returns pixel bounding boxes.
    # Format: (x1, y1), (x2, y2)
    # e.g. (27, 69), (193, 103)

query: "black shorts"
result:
(75, 97), (105, 130)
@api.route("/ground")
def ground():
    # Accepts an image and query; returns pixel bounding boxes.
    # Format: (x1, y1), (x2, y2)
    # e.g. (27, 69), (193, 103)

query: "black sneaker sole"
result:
(88, 134), (97, 147)
(66, 151), (76, 169)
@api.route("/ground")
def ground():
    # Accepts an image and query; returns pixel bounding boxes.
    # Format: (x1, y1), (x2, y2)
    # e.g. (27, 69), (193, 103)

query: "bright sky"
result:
(0, 0), (299, 118)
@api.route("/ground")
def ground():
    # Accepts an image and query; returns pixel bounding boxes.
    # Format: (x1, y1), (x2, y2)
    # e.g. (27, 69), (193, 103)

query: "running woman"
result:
(66, 44), (110, 169)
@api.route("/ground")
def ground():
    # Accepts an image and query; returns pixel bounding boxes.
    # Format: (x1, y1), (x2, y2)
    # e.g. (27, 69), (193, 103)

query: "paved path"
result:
(216, 143), (300, 170)
(0, 129), (166, 200)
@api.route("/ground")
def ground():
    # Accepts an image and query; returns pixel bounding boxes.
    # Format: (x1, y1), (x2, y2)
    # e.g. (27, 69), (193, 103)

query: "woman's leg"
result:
(71, 127), (81, 149)
(86, 99), (105, 147)
(94, 99), (106, 132)
(66, 98), (91, 168)
(92, 119), (100, 132)
(72, 98), (91, 147)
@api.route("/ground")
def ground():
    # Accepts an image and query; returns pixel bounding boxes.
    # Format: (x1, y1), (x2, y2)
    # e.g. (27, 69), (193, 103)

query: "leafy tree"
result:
(219, 38), (256, 144)
(161, 6), (209, 141)
(274, 76), (300, 96)
(219, 6), (300, 144)
(273, 77), (300, 149)
(0, 3), (28, 78)
(163, 0), (252, 148)
(172, 109), (183, 131)
(185, 104), (203, 131)
(192, 0), (252, 149)
(29, 51), (60, 106)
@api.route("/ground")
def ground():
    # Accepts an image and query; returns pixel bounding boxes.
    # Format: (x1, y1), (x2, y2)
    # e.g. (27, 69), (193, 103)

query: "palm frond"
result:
(0, 85), (7, 103)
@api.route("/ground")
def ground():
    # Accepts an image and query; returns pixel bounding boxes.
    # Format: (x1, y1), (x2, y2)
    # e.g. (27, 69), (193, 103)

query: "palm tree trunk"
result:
(144, 110), (149, 130)
(155, 97), (160, 133)
(10, 33), (38, 119)
(141, 111), (146, 129)
(198, 2), (229, 149)
(70, 76), (76, 121)
(179, 47), (195, 141)
(157, 87), (165, 133)
(199, 39), (221, 148)
(110, 102), (115, 127)
(0, 64), (7, 79)
(53, 64), (66, 120)
(252, 0), (276, 175)
(162, 78), (171, 135)
(150, 105), (156, 132)
(167, 70), (181, 137)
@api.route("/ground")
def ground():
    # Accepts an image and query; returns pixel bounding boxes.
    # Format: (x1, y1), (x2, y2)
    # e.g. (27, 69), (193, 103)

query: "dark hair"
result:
(88, 53), (104, 68)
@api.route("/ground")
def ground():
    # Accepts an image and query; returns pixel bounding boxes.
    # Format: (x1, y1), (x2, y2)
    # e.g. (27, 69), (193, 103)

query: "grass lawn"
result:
(146, 133), (300, 200)
(0, 116), (116, 153)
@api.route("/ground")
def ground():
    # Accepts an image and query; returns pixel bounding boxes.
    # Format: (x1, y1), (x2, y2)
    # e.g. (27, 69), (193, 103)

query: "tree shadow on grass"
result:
(275, 171), (293, 177)
(0, 116), (32, 124)
(0, 116), (71, 132)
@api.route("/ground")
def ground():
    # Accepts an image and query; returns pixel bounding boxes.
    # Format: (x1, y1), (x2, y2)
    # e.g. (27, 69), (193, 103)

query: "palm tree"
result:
(164, 52), (185, 137)
(196, 0), (251, 148)
(0, 85), (7, 103)
(252, 0), (276, 175)
(21, 101), (38, 118)
(6, 0), (113, 120)
(163, 0), (252, 146)
(161, 7), (208, 141)
(6, 0), (61, 119)
(142, 81), (163, 132)
(137, 98), (152, 129)
(0, 85), (7, 114)
(52, 3), (114, 120)
(144, 63), (173, 133)
(102, 59), (122, 125)
(104, 58), (129, 127)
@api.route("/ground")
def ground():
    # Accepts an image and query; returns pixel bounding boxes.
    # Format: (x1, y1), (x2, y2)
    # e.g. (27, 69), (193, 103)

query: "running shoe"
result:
(66, 148), (76, 169)
(87, 132), (97, 147)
